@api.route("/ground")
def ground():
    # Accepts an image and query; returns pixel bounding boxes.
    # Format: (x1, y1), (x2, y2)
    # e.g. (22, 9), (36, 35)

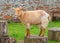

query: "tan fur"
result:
(13, 8), (51, 37)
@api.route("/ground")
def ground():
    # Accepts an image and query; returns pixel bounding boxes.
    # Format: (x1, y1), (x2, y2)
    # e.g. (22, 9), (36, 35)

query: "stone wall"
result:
(0, 0), (60, 19)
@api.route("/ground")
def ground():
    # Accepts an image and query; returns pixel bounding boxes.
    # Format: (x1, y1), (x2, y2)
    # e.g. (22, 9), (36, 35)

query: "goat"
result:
(13, 8), (51, 37)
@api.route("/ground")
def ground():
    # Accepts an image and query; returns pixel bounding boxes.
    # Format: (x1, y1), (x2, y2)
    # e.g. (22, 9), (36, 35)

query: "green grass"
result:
(8, 21), (60, 43)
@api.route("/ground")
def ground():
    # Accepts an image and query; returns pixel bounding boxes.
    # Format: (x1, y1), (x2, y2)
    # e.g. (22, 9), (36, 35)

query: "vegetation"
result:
(8, 21), (60, 43)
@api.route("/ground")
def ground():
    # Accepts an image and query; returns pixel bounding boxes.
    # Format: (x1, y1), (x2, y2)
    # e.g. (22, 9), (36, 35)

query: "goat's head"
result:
(13, 7), (23, 17)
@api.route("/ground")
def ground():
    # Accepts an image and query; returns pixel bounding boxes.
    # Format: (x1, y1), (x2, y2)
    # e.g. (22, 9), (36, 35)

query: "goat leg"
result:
(39, 29), (42, 36)
(26, 29), (30, 37)
(39, 29), (45, 37)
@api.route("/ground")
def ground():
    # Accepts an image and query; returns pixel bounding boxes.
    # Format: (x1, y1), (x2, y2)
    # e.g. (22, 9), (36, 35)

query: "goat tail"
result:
(48, 15), (51, 21)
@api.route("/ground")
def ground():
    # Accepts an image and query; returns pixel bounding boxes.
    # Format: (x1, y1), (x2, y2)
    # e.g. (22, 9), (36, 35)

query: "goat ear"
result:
(20, 7), (23, 10)
(20, 7), (25, 11)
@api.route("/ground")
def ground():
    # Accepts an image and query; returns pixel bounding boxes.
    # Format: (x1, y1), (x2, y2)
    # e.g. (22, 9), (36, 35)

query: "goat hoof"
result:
(39, 35), (44, 37)
(26, 35), (30, 37)
(26, 36), (30, 38)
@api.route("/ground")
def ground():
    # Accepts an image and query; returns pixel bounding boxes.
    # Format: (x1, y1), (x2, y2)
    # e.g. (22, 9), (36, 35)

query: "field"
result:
(8, 20), (60, 43)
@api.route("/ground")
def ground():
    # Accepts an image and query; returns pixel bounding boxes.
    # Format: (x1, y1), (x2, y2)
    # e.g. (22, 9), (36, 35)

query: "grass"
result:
(8, 21), (60, 43)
